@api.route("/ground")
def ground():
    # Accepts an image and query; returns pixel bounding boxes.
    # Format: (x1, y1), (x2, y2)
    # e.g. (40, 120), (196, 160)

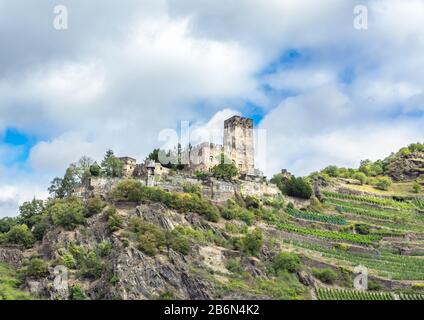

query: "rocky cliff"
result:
(387, 152), (424, 181)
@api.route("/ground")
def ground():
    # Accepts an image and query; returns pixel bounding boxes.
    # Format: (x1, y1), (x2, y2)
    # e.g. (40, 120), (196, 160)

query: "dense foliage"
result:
(112, 179), (220, 222)
(271, 175), (313, 199)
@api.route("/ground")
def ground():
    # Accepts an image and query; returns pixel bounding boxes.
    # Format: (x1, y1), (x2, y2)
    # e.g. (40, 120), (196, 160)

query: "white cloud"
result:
(1, 0), (424, 217)
(190, 108), (240, 145)
(260, 85), (424, 176)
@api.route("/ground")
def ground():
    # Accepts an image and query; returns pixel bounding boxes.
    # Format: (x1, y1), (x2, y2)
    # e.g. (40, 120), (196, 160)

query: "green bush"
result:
(221, 200), (242, 221)
(0, 217), (16, 234)
(263, 196), (285, 209)
(3, 225), (34, 248)
(182, 183), (202, 195)
(112, 180), (220, 222)
(244, 196), (261, 210)
(355, 223), (370, 235)
(239, 209), (255, 226)
(312, 268), (338, 284)
(226, 258), (243, 273)
(48, 197), (86, 230)
(272, 175), (312, 199)
(89, 163), (101, 177)
(323, 165), (340, 177)
(32, 216), (51, 241)
(166, 228), (190, 255)
(96, 241), (112, 257)
(87, 196), (106, 216)
(69, 284), (86, 300)
(111, 179), (145, 202)
(68, 243), (105, 279)
(0, 263), (32, 300)
(353, 172), (367, 185)
(368, 280), (383, 291)
(17, 199), (45, 228)
(272, 253), (301, 274)
(195, 171), (209, 181)
(129, 219), (166, 256)
(284, 177), (313, 199)
(413, 182), (422, 194)
(242, 229), (263, 256)
(211, 160), (239, 181)
(375, 176), (392, 191)
(105, 206), (123, 233)
(23, 258), (49, 278)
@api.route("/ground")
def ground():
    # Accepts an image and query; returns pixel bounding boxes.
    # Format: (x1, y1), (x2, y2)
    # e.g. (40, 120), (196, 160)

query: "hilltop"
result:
(0, 144), (424, 300)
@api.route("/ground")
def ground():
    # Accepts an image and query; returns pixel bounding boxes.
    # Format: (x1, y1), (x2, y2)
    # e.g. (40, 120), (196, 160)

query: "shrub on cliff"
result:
(272, 253), (301, 274)
(129, 219), (166, 256)
(67, 243), (106, 279)
(105, 206), (123, 233)
(2, 224), (34, 248)
(111, 179), (144, 202)
(111, 180), (220, 222)
(242, 229), (263, 256)
(312, 268), (338, 284)
(86, 196), (106, 216)
(22, 258), (49, 278)
(48, 197), (86, 230)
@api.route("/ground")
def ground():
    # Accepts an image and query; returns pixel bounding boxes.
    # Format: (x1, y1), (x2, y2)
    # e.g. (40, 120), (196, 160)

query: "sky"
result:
(1, 0), (424, 217)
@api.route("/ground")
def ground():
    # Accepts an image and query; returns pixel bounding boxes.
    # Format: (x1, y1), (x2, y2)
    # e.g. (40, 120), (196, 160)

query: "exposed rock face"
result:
(387, 152), (424, 181)
(0, 247), (24, 268)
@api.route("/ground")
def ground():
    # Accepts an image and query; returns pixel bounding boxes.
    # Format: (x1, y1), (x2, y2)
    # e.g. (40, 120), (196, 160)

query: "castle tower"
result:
(223, 116), (255, 174)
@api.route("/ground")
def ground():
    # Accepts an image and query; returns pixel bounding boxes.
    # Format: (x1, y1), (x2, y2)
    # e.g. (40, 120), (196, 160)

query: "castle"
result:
(189, 116), (257, 176)
(119, 115), (260, 180)
(86, 115), (279, 201)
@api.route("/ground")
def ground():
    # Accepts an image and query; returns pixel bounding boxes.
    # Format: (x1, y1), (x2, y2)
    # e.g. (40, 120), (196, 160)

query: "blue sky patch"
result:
(1, 128), (37, 164)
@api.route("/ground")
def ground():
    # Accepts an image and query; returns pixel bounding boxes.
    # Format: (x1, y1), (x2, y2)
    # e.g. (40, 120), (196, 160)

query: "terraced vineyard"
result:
(283, 238), (424, 280)
(322, 191), (415, 210)
(316, 288), (394, 300)
(277, 222), (381, 245)
(285, 207), (347, 225)
(399, 293), (424, 300)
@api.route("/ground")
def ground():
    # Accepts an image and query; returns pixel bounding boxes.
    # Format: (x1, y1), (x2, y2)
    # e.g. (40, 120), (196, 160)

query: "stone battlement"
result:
(224, 115), (254, 129)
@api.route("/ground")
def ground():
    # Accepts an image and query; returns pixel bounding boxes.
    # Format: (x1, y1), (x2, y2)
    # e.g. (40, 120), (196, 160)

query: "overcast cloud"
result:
(1, 0), (424, 217)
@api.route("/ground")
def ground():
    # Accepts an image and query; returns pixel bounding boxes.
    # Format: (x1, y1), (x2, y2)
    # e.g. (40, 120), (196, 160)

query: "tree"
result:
(353, 172), (367, 185)
(323, 165), (340, 178)
(48, 197), (86, 230)
(273, 252), (301, 274)
(73, 156), (94, 183)
(89, 163), (101, 177)
(211, 154), (239, 180)
(147, 149), (160, 162)
(278, 176), (313, 199)
(17, 199), (45, 228)
(101, 150), (124, 177)
(48, 167), (78, 198)
(0, 217), (16, 233)
(4, 225), (34, 248)
(376, 176), (392, 191)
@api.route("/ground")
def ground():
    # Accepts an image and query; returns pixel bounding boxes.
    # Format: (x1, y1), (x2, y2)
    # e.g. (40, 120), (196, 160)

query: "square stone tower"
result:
(223, 116), (255, 174)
